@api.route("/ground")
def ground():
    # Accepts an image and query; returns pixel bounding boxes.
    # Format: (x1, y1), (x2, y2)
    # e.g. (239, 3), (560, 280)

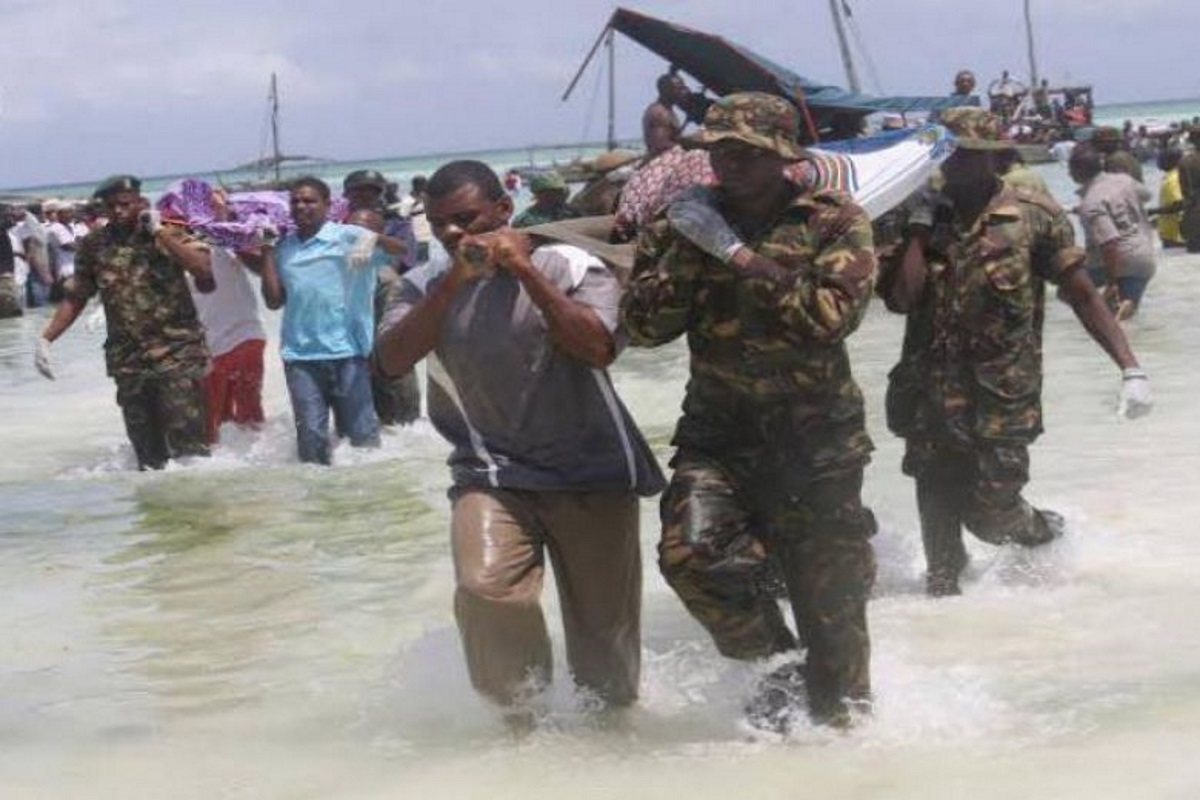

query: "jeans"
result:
(283, 356), (380, 465)
(1086, 266), (1150, 305)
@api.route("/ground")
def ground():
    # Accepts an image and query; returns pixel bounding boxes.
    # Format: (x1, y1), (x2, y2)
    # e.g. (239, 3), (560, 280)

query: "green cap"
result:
(529, 170), (568, 194)
(940, 107), (1014, 151)
(1091, 126), (1122, 144)
(343, 169), (388, 192)
(93, 174), (142, 199)
(682, 92), (804, 161)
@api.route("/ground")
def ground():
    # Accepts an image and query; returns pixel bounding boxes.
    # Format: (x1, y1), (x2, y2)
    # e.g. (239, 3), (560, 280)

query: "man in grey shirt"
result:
(1071, 142), (1157, 319)
(374, 160), (664, 726)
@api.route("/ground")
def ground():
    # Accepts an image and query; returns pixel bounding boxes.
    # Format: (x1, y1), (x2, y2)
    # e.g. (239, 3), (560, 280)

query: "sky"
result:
(2, 0), (1199, 190)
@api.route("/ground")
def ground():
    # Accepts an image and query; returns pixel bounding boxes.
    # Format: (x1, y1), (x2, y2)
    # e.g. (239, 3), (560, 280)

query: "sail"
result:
(608, 7), (964, 135)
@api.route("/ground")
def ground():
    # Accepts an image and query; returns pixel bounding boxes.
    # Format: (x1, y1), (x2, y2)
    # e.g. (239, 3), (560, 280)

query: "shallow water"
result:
(4, 163), (1200, 798)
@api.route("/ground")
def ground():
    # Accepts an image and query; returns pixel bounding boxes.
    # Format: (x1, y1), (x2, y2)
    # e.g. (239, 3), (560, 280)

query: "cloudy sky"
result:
(2, 0), (1198, 190)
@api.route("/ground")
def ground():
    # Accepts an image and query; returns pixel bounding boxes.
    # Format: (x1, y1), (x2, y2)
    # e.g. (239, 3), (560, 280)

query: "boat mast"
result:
(269, 73), (282, 185)
(606, 28), (617, 151)
(1023, 0), (1040, 88)
(828, 0), (861, 93)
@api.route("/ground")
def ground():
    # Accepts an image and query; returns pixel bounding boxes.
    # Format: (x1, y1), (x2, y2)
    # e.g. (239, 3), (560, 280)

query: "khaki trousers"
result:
(450, 488), (642, 707)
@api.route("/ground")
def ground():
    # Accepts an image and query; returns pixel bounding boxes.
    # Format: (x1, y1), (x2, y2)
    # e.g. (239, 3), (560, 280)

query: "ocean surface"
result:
(3, 104), (1200, 798)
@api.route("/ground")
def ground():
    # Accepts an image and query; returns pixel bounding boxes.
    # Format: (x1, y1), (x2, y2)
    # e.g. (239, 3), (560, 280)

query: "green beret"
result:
(529, 170), (568, 193)
(93, 174), (142, 199)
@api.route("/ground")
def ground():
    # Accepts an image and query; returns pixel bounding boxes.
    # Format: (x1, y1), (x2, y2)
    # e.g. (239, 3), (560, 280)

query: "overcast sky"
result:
(3, 0), (1198, 189)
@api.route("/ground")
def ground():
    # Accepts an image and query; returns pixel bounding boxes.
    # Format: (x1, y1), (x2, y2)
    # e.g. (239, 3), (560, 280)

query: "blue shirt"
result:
(275, 222), (385, 361)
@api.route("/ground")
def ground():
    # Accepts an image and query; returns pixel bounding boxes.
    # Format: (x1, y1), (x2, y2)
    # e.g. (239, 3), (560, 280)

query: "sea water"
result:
(4, 119), (1200, 799)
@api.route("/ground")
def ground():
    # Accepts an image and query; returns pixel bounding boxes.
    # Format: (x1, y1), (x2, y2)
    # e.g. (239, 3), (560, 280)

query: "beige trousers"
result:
(450, 487), (642, 708)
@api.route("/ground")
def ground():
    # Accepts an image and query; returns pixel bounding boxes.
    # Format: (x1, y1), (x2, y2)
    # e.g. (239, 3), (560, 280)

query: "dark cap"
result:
(343, 169), (388, 192)
(93, 174), (142, 199)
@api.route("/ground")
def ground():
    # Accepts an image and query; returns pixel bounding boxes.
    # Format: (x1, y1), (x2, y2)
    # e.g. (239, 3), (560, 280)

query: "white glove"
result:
(667, 192), (744, 263)
(138, 209), (163, 234)
(348, 230), (379, 269)
(255, 223), (280, 248)
(34, 337), (54, 380)
(1117, 367), (1153, 420)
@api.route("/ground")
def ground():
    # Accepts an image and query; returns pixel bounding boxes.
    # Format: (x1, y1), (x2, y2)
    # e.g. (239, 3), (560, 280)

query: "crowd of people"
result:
(1, 79), (1173, 736)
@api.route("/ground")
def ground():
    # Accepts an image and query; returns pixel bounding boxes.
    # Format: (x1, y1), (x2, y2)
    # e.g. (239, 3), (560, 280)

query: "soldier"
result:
(622, 92), (879, 731)
(511, 170), (580, 228)
(1177, 126), (1200, 253)
(33, 175), (215, 470)
(879, 108), (1152, 597)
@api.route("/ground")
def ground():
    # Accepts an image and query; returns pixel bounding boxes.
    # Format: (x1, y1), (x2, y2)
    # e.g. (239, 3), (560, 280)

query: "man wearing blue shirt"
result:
(260, 176), (404, 464)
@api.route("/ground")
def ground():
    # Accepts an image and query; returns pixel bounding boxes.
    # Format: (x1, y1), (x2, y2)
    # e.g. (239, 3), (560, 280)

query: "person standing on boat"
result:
(259, 177), (402, 464)
(643, 72), (691, 158)
(512, 170), (580, 228)
(1070, 142), (1157, 320)
(341, 169), (422, 427)
(33, 175), (215, 470)
(374, 160), (664, 725)
(622, 92), (879, 731)
(878, 109), (1151, 597)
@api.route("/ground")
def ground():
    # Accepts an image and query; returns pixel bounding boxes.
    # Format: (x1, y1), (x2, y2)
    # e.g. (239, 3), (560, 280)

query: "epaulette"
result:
(1012, 186), (1065, 215)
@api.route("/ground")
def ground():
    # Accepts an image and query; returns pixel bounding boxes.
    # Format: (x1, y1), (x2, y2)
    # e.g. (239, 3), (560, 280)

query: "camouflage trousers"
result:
(658, 451), (876, 722)
(114, 370), (210, 470)
(0, 275), (22, 319)
(903, 439), (1058, 590)
(371, 367), (421, 426)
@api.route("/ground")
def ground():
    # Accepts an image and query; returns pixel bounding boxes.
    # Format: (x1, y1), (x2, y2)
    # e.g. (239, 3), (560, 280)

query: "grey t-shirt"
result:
(1078, 172), (1157, 279)
(383, 243), (665, 496)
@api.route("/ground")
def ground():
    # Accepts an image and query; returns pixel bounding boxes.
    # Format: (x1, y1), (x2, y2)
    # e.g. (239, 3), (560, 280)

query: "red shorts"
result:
(204, 338), (266, 443)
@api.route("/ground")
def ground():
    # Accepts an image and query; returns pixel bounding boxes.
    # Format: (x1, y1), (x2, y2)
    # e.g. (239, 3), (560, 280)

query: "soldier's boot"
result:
(1022, 508), (1065, 546)
(743, 660), (806, 735)
(917, 477), (968, 597)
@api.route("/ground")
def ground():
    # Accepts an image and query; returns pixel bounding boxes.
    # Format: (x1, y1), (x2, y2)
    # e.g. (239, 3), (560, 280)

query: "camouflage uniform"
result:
(621, 92), (878, 724)
(69, 222), (210, 469)
(880, 109), (1085, 592)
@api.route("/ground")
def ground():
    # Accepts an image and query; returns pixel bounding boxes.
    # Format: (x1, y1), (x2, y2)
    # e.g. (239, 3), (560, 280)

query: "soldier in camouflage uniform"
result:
(621, 92), (878, 730)
(34, 175), (215, 470)
(879, 108), (1152, 596)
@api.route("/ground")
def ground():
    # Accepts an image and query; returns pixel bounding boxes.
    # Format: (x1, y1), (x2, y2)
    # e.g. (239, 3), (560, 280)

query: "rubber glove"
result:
(667, 192), (744, 263)
(138, 209), (163, 235)
(34, 337), (54, 380)
(348, 230), (379, 269)
(1118, 367), (1152, 419)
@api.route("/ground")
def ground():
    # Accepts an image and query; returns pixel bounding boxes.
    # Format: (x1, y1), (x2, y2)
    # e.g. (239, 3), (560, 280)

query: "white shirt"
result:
(188, 248), (265, 357)
(46, 221), (80, 278)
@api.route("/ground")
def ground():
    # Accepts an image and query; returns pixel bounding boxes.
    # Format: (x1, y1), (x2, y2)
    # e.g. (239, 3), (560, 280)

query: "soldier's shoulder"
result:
(810, 187), (859, 208)
(1011, 186), (1066, 217)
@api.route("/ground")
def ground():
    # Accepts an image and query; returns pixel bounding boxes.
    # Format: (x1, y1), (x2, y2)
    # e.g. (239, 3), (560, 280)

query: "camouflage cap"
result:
(1091, 126), (1122, 144)
(342, 169), (388, 192)
(939, 107), (1013, 151)
(682, 91), (805, 161)
(529, 170), (568, 193)
(93, 174), (142, 199)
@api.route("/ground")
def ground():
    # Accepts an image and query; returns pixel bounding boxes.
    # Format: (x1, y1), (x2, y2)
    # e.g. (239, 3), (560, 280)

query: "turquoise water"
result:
(8, 98), (1196, 202)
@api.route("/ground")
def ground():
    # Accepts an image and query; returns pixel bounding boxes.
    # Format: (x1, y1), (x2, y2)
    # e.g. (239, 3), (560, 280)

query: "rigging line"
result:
(841, 0), (884, 95)
(578, 46), (607, 147)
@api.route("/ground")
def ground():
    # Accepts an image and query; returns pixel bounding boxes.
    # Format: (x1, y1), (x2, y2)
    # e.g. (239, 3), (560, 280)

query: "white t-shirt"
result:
(46, 221), (79, 278)
(188, 248), (266, 357)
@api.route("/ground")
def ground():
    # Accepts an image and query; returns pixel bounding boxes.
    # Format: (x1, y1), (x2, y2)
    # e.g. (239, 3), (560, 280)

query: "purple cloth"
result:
(158, 178), (348, 250)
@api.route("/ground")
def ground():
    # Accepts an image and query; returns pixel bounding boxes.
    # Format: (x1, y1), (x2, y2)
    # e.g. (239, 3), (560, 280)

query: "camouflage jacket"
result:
(879, 184), (1084, 445)
(68, 225), (209, 378)
(622, 184), (876, 475)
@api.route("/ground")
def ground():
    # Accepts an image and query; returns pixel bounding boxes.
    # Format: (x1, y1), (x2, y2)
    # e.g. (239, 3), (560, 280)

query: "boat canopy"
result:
(607, 7), (965, 138)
